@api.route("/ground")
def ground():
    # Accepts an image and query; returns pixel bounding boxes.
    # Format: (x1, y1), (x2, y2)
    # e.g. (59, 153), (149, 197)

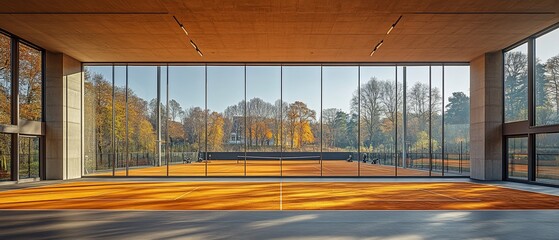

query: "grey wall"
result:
(470, 51), (503, 180)
(45, 52), (82, 180)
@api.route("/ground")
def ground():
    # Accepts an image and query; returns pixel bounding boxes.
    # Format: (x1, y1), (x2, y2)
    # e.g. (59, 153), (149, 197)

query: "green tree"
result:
(445, 92), (470, 124)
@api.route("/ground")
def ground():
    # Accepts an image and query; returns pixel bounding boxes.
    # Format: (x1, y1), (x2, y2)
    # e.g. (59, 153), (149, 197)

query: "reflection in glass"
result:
(0, 34), (11, 125)
(0, 134), (11, 181)
(19, 43), (43, 121)
(535, 28), (559, 126)
(504, 43), (528, 123)
(19, 136), (39, 179)
(508, 137), (528, 180)
(536, 133), (559, 184)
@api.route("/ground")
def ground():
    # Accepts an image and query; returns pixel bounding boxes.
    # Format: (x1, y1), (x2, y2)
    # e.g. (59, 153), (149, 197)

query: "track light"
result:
(370, 40), (384, 57)
(173, 15), (203, 57)
(376, 40), (384, 49)
(190, 40), (198, 50)
(173, 16), (189, 36)
(387, 15), (402, 35)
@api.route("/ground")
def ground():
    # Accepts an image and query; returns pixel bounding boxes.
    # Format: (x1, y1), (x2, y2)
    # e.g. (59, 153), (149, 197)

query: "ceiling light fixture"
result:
(173, 15), (204, 57)
(370, 40), (384, 56)
(189, 40), (198, 50)
(173, 16), (189, 36)
(387, 15), (403, 35)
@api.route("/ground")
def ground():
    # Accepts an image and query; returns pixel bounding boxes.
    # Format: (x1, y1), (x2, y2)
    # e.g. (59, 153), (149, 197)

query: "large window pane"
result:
(127, 66), (159, 176)
(19, 136), (39, 179)
(83, 66), (113, 176)
(507, 137), (528, 180)
(444, 66), (470, 176)
(0, 134), (11, 181)
(114, 66), (127, 176)
(359, 66), (397, 176)
(535, 28), (559, 125)
(431, 66), (443, 176)
(19, 43), (42, 121)
(0, 34), (10, 125)
(168, 66), (206, 176)
(207, 66), (245, 176)
(504, 43), (528, 123)
(282, 66), (321, 176)
(403, 66), (430, 176)
(536, 133), (559, 185)
(322, 66), (358, 176)
(246, 66), (281, 176)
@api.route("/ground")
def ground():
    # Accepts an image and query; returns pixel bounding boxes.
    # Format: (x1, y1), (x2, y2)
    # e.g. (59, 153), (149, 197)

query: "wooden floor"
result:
(90, 160), (458, 177)
(1, 181), (558, 210)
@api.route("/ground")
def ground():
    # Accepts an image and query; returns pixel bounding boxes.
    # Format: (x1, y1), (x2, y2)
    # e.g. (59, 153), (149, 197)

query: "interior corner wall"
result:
(45, 52), (83, 180)
(470, 51), (503, 181)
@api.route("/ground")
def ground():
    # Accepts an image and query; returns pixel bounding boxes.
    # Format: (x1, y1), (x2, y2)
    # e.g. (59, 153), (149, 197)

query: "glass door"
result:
(507, 137), (528, 180)
(19, 136), (40, 180)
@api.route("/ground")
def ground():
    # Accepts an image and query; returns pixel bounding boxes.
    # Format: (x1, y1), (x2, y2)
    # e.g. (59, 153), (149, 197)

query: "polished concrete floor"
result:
(1, 210), (559, 239)
(0, 178), (558, 239)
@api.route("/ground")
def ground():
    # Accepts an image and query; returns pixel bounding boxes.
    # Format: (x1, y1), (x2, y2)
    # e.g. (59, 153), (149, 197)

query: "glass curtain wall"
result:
(0, 134), (11, 180)
(404, 66), (431, 176)
(0, 33), (11, 125)
(126, 66), (159, 176)
(207, 66), (245, 176)
(322, 66), (358, 176)
(18, 136), (39, 179)
(507, 137), (529, 180)
(503, 25), (559, 186)
(536, 133), (559, 184)
(282, 66), (321, 176)
(18, 43), (42, 121)
(1, 30), (44, 182)
(168, 66), (206, 176)
(444, 66), (470, 175)
(359, 66), (397, 176)
(535, 28), (559, 126)
(83, 64), (470, 177)
(246, 66), (282, 176)
(504, 43), (528, 123)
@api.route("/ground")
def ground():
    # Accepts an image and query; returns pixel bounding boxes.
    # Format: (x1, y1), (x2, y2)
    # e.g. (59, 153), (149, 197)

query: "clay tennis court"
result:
(92, 160), (465, 177)
(1, 181), (558, 210)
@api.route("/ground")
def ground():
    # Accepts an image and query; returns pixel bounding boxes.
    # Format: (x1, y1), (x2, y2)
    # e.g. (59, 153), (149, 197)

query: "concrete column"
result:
(470, 51), (503, 180)
(45, 52), (82, 180)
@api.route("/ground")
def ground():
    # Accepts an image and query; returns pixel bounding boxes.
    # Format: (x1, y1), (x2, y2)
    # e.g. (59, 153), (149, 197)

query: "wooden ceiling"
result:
(0, 0), (558, 62)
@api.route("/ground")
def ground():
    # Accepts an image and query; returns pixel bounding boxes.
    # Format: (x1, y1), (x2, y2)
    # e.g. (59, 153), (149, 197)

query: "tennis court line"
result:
(174, 186), (201, 200)
(420, 189), (463, 201)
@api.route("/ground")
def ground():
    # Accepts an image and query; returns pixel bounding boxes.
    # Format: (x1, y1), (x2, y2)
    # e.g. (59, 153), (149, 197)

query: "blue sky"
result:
(86, 64), (470, 118)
